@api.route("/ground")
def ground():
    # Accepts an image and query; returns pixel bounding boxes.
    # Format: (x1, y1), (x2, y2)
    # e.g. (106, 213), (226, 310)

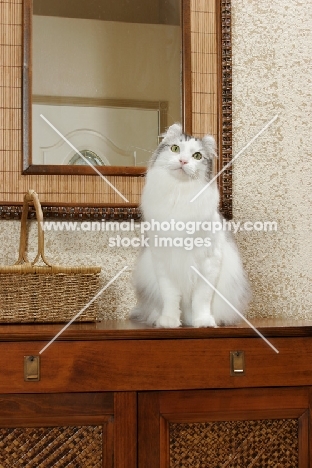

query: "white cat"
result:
(131, 123), (250, 328)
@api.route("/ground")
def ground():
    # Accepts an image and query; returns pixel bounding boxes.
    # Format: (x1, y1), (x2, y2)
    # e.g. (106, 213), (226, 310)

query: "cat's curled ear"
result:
(163, 123), (183, 140)
(202, 134), (217, 159)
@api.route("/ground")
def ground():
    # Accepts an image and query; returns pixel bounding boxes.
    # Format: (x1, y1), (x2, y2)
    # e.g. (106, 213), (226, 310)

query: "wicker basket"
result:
(0, 190), (101, 323)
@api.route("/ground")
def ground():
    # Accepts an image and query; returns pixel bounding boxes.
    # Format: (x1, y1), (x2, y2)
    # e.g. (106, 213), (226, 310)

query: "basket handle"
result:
(15, 190), (52, 266)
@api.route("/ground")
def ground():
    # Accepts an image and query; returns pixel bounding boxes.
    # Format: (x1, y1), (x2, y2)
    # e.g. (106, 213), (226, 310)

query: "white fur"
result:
(131, 123), (251, 328)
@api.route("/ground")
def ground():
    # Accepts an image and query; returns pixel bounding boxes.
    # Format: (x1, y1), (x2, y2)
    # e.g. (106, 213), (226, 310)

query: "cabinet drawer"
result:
(1, 337), (312, 392)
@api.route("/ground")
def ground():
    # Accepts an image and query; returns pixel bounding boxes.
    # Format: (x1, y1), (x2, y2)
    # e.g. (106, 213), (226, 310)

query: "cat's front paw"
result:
(193, 315), (217, 328)
(129, 306), (140, 319)
(155, 315), (181, 328)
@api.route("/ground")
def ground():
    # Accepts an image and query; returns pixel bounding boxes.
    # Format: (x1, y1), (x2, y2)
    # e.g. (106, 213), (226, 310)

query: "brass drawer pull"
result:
(24, 355), (40, 381)
(230, 351), (245, 376)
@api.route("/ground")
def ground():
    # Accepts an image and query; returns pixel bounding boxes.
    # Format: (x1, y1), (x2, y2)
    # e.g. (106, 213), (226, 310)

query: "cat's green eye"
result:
(192, 152), (202, 160)
(170, 144), (180, 153)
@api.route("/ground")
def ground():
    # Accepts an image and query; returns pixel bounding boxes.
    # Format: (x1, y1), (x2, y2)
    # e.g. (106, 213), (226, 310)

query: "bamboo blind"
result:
(191, 0), (218, 139)
(0, 0), (219, 206)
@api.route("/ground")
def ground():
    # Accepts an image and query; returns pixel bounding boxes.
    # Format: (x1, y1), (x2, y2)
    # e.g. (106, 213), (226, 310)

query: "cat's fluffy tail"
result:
(211, 237), (251, 325)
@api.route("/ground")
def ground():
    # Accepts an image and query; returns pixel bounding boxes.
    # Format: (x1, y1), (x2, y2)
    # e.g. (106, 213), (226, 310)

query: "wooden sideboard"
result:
(0, 318), (311, 467)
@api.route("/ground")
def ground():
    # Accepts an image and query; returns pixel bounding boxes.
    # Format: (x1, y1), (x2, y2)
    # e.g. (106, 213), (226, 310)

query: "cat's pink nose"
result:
(179, 159), (188, 165)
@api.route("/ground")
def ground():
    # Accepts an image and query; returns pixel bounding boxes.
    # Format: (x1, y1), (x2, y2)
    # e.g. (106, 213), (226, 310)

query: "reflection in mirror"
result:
(29, 0), (182, 172)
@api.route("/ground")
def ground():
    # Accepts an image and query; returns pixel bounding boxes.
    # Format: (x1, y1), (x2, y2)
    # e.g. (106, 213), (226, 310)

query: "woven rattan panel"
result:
(0, 425), (102, 467)
(0, 273), (99, 323)
(169, 419), (298, 468)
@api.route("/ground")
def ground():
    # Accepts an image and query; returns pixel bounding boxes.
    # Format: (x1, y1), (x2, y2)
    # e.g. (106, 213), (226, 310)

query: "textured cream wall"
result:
(231, 0), (312, 318)
(0, 0), (311, 321)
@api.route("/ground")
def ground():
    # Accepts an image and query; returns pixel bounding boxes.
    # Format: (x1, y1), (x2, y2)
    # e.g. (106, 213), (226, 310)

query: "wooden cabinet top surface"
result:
(0, 318), (311, 342)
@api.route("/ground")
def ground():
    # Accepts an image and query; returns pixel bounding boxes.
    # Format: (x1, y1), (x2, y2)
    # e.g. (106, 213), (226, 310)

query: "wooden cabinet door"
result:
(0, 392), (136, 468)
(138, 388), (311, 468)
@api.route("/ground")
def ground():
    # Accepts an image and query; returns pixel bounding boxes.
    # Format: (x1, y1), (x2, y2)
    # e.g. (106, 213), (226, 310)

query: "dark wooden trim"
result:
(219, 0), (233, 219)
(298, 410), (310, 468)
(160, 415), (170, 468)
(216, 0), (224, 210)
(22, 164), (146, 176)
(103, 418), (115, 468)
(181, 0), (192, 134)
(158, 387), (310, 414)
(0, 202), (142, 220)
(32, 95), (168, 111)
(0, 319), (311, 342)
(164, 408), (308, 423)
(0, 414), (113, 428)
(309, 388), (312, 467)
(0, 392), (114, 427)
(114, 392), (137, 468)
(0, 392), (114, 418)
(138, 392), (160, 468)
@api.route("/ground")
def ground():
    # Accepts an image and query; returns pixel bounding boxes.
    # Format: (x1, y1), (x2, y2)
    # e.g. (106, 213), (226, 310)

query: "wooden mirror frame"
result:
(0, 0), (232, 221)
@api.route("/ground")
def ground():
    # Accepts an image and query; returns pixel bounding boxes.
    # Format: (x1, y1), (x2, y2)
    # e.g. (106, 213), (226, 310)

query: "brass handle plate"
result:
(24, 355), (40, 381)
(230, 351), (245, 376)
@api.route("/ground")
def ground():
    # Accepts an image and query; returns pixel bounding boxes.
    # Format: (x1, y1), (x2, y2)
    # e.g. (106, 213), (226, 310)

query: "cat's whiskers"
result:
(182, 165), (199, 180)
(158, 161), (175, 170)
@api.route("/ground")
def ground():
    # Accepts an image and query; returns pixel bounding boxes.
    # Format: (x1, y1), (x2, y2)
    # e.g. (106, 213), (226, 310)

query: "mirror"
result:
(24, 0), (184, 175)
(5, 0), (233, 220)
